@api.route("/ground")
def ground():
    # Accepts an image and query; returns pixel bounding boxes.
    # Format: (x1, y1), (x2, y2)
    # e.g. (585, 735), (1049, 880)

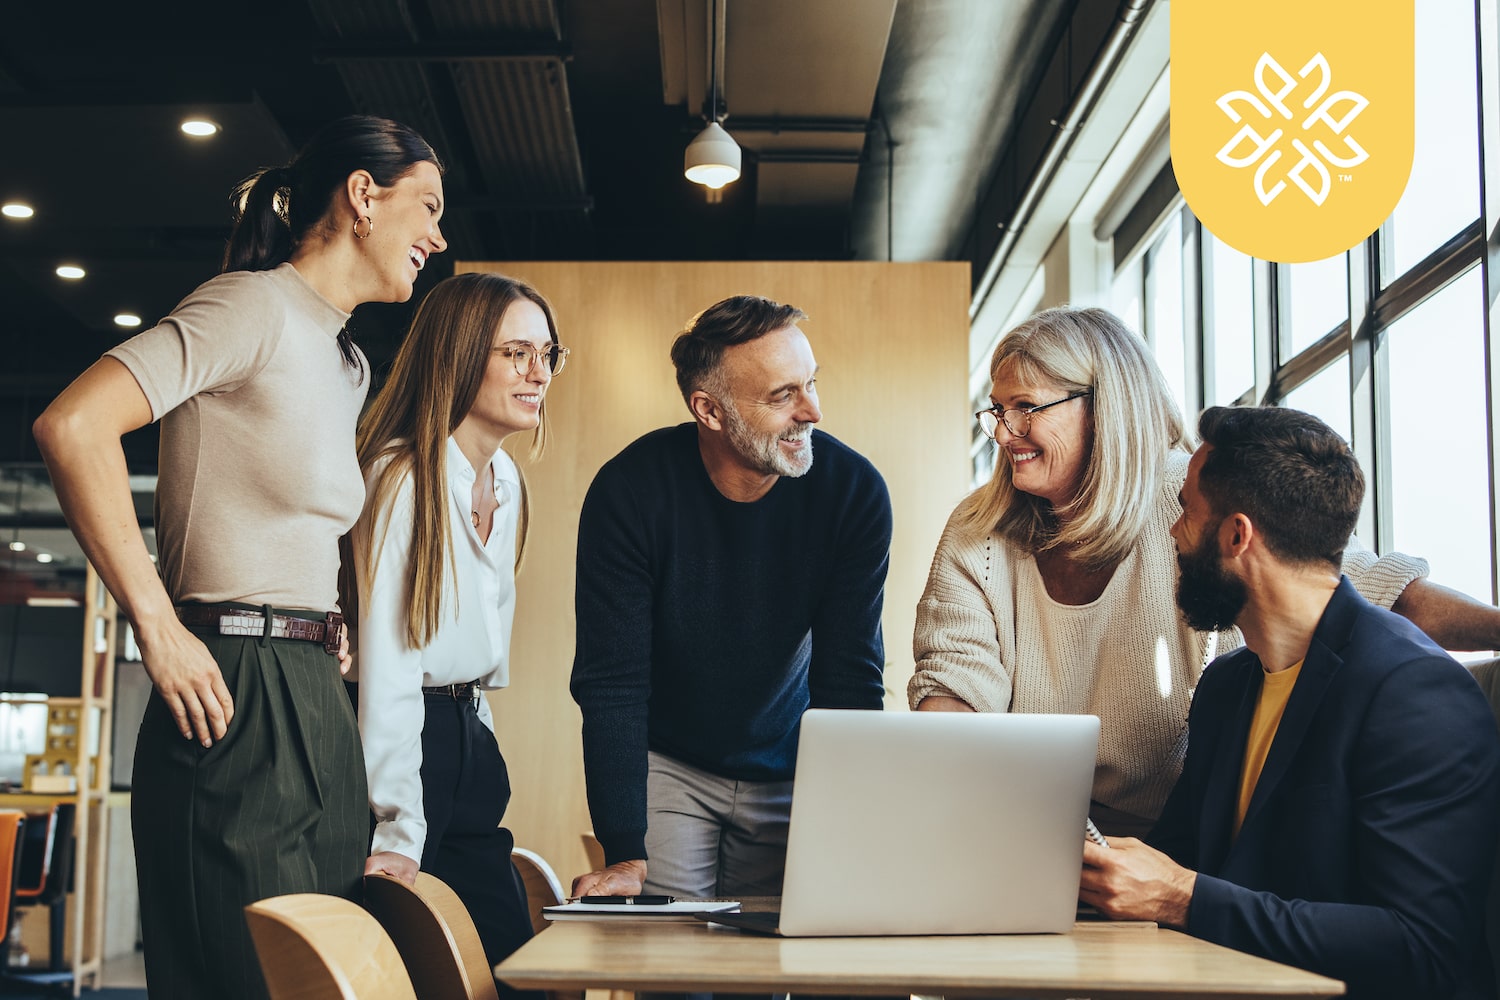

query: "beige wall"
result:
(457, 261), (972, 886)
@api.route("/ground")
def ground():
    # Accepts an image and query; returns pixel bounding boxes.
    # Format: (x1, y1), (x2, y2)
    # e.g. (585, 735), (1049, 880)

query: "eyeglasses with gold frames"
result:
(493, 341), (570, 377)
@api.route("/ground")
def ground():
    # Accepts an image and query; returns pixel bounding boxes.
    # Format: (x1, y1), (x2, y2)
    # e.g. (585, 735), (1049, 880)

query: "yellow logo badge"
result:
(1171, 0), (1414, 263)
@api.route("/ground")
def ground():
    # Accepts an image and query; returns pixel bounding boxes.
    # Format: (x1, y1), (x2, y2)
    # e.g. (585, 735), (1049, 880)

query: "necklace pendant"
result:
(471, 509), (481, 529)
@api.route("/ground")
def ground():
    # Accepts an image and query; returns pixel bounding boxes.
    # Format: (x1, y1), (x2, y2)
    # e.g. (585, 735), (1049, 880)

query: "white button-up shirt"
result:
(350, 436), (520, 862)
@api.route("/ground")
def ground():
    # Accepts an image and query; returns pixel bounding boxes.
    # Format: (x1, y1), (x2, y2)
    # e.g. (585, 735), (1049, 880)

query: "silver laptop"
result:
(703, 708), (1099, 937)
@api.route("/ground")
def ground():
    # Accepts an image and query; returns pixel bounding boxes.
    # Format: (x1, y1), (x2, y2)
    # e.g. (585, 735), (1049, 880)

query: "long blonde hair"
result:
(349, 272), (559, 648)
(954, 307), (1188, 567)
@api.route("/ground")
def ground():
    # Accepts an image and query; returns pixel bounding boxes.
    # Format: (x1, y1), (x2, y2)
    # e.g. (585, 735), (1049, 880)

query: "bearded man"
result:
(569, 294), (891, 901)
(1080, 405), (1500, 1000)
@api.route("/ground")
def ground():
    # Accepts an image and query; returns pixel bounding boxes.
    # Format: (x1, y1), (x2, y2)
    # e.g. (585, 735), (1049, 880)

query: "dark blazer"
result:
(1150, 577), (1500, 1000)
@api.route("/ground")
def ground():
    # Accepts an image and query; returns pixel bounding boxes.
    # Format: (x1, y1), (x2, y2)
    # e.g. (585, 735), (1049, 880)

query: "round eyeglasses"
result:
(975, 389), (1091, 440)
(494, 342), (570, 377)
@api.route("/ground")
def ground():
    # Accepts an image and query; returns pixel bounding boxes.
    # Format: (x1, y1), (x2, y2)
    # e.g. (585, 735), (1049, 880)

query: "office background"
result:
(0, 0), (1498, 968)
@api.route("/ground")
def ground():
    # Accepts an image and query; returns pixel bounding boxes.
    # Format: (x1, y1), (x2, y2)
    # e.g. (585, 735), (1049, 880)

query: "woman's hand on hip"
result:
(136, 615), (234, 747)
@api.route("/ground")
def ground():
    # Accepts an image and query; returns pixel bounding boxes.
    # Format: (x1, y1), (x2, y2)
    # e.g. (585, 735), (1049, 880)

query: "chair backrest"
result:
(245, 893), (418, 1000)
(1468, 657), (1500, 994)
(511, 847), (565, 936)
(364, 872), (500, 1000)
(0, 811), (25, 940)
(16, 802), (74, 903)
(579, 832), (605, 874)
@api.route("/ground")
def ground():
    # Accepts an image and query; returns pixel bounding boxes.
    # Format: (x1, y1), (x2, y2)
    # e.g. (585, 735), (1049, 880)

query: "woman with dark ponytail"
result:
(33, 114), (448, 1000)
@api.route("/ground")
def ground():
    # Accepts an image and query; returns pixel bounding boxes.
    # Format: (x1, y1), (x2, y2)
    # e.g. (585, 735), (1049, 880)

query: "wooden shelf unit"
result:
(0, 562), (119, 995)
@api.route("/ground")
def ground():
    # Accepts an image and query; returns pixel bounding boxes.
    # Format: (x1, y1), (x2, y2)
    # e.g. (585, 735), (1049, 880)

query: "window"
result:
(1385, 268), (1491, 601)
(1381, 0), (1481, 282)
(1204, 234), (1255, 406)
(1104, 0), (1497, 636)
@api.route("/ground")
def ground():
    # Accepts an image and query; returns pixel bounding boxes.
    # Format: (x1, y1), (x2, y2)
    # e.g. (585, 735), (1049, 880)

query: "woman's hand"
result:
(135, 614), (234, 746)
(365, 851), (420, 885)
(570, 859), (647, 898)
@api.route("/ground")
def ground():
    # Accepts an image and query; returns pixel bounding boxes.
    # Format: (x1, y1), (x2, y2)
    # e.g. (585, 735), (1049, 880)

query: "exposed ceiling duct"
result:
(849, 0), (1073, 262)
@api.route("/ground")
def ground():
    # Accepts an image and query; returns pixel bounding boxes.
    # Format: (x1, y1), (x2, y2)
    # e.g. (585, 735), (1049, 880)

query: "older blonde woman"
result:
(910, 306), (1500, 837)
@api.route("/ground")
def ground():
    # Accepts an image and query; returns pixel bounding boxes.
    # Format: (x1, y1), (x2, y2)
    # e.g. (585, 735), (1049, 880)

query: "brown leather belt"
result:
(422, 682), (479, 701)
(176, 604), (345, 656)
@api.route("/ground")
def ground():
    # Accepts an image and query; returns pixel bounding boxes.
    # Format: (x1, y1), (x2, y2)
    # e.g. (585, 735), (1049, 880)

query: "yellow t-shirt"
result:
(1234, 659), (1305, 837)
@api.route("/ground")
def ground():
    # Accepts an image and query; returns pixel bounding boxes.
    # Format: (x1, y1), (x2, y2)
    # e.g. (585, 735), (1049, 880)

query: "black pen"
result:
(576, 894), (676, 905)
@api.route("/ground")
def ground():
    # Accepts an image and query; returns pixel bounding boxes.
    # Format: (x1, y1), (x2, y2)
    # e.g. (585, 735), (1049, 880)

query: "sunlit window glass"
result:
(1206, 235), (1254, 405)
(1281, 254), (1348, 361)
(1387, 268), (1491, 605)
(1382, 0), (1480, 283)
(1145, 213), (1187, 417)
(1282, 356), (1352, 447)
(1112, 254), (1143, 337)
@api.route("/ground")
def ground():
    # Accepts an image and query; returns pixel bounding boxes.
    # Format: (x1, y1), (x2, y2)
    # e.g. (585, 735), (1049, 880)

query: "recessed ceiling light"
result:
(56, 265), (85, 280)
(114, 313), (142, 328)
(181, 119), (219, 138)
(35, 553), (54, 564)
(1, 203), (34, 219)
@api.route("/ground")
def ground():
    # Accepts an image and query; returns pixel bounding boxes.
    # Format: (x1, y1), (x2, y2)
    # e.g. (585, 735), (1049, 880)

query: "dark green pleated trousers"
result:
(132, 612), (368, 1000)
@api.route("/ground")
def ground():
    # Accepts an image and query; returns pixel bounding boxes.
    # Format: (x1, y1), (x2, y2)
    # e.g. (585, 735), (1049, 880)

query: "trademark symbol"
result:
(1339, 174), (1353, 182)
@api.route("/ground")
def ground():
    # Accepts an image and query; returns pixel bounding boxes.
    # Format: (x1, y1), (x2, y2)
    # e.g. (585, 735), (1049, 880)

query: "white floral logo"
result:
(1213, 53), (1370, 207)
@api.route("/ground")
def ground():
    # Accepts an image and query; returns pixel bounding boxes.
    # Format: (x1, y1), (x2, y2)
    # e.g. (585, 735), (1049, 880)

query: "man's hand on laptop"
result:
(1078, 839), (1196, 928)
(571, 859), (648, 898)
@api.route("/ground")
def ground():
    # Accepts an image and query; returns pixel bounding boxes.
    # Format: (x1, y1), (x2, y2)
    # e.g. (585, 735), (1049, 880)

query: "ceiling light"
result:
(2, 203), (34, 219)
(684, 123), (742, 190)
(8, 542), (25, 552)
(114, 313), (142, 328)
(35, 553), (53, 564)
(56, 265), (85, 280)
(181, 119), (219, 138)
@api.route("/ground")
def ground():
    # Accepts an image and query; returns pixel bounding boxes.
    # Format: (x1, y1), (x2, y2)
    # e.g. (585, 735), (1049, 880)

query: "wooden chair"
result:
(510, 849), (604, 1000)
(245, 892), (418, 1000)
(364, 872), (499, 1000)
(511, 848), (566, 936)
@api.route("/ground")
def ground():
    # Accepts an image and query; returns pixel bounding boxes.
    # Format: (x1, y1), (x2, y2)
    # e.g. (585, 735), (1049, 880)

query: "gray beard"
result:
(722, 401), (814, 478)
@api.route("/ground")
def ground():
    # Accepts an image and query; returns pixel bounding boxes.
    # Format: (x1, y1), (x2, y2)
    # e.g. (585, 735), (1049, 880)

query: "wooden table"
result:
(494, 916), (1346, 999)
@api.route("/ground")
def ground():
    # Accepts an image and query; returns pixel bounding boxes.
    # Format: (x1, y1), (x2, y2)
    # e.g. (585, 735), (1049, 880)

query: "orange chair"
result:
(13, 803), (74, 973)
(0, 811), (26, 944)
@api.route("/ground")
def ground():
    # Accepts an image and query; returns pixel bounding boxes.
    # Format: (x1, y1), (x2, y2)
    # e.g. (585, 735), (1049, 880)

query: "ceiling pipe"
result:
(968, 0), (1156, 321)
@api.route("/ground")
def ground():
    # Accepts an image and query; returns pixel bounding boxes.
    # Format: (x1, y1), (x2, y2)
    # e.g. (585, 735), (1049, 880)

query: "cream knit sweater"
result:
(909, 451), (1426, 834)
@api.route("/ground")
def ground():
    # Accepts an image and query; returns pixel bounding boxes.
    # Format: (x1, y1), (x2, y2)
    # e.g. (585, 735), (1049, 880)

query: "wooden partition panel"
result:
(457, 261), (972, 885)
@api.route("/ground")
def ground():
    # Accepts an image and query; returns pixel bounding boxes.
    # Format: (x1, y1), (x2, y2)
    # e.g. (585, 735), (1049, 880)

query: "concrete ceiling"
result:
(0, 0), (1080, 471)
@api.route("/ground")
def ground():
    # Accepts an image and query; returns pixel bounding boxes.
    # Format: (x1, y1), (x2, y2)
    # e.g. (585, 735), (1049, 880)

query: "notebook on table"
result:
(699, 708), (1100, 937)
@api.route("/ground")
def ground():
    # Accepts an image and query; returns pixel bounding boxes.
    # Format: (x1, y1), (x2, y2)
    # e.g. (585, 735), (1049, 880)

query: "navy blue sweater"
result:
(571, 423), (891, 864)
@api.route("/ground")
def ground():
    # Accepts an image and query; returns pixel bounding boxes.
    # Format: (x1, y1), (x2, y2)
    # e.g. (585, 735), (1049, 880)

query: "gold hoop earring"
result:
(353, 216), (373, 240)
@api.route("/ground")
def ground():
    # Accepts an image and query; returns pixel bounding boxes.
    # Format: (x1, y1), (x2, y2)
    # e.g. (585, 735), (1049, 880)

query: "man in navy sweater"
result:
(569, 294), (891, 900)
(1080, 405), (1500, 1000)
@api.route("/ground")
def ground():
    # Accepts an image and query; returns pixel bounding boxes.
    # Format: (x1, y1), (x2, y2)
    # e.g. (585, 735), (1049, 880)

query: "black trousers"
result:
(134, 611), (368, 1000)
(417, 691), (541, 1000)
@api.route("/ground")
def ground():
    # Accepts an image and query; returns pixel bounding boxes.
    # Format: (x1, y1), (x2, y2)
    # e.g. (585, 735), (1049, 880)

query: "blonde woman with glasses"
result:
(346, 272), (566, 994)
(910, 306), (1500, 839)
